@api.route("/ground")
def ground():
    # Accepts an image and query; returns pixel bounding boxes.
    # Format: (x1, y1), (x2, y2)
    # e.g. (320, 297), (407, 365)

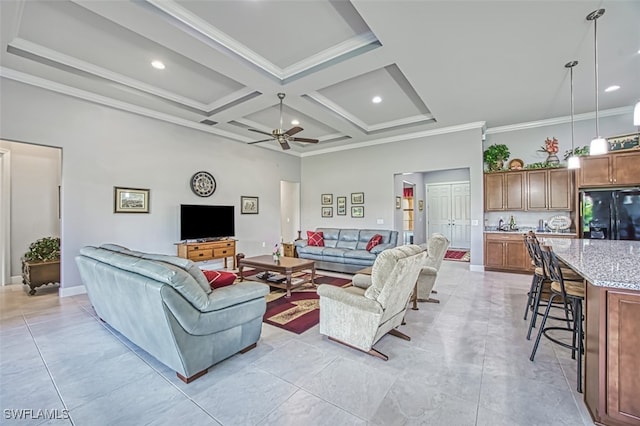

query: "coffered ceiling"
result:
(1, 1), (638, 156)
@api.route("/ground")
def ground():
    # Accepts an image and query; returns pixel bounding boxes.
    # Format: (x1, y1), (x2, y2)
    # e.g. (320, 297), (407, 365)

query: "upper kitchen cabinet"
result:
(484, 171), (525, 211)
(578, 150), (640, 188)
(526, 169), (573, 211)
(484, 169), (572, 212)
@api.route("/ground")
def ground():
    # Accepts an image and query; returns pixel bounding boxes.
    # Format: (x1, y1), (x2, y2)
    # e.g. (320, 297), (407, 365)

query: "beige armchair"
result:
(415, 233), (450, 303)
(317, 245), (427, 360)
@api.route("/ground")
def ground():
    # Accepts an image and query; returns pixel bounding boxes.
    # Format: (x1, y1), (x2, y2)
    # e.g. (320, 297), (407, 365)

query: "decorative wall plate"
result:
(548, 215), (571, 230)
(190, 171), (216, 197)
(508, 158), (524, 170)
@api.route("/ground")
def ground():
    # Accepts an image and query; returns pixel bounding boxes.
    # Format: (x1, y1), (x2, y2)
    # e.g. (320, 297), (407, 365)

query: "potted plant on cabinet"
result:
(483, 144), (511, 171)
(22, 236), (60, 295)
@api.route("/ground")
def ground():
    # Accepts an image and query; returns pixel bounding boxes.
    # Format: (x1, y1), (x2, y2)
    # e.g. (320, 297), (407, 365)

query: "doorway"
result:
(402, 183), (415, 244)
(427, 181), (470, 249)
(0, 148), (10, 285)
(280, 181), (300, 243)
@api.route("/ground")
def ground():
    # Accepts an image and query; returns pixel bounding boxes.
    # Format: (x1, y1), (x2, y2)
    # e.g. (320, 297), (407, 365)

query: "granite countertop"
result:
(542, 238), (640, 290)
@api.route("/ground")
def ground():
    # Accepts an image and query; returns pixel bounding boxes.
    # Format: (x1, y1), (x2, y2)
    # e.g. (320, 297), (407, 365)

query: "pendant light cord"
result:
(592, 12), (602, 137)
(570, 65), (575, 150)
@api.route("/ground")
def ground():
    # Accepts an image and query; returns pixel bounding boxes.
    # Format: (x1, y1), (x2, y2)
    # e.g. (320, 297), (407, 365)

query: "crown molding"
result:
(300, 121), (485, 157)
(486, 106), (633, 134)
(0, 67), (253, 143)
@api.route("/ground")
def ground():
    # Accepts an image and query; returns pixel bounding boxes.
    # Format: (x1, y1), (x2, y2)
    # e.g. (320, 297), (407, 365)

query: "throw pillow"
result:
(202, 270), (237, 289)
(307, 231), (325, 247)
(366, 234), (383, 251)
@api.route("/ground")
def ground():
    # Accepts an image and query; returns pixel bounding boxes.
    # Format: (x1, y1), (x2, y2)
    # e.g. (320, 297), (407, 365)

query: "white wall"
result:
(0, 141), (60, 277)
(484, 113), (636, 166)
(0, 80), (301, 293)
(301, 127), (485, 267)
(279, 180), (300, 243)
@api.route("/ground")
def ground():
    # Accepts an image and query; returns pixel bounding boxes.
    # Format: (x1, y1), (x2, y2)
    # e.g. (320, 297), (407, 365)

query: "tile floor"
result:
(0, 261), (594, 425)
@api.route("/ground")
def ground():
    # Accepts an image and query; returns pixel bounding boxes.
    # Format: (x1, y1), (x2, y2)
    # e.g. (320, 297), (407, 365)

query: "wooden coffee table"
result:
(238, 255), (315, 298)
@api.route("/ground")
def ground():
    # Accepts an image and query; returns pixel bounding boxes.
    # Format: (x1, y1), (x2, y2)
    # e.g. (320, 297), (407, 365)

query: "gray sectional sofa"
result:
(75, 244), (269, 383)
(295, 228), (398, 273)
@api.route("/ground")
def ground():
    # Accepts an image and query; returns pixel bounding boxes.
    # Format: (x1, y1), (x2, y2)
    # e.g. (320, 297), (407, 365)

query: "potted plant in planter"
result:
(22, 236), (60, 295)
(483, 144), (511, 171)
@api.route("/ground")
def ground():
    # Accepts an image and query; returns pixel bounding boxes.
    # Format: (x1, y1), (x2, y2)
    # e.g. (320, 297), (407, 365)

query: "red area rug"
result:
(240, 270), (351, 334)
(444, 249), (470, 262)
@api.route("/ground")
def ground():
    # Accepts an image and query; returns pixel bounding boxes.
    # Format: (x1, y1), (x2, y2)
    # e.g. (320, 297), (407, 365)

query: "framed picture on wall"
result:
(351, 206), (364, 218)
(395, 196), (401, 209)
(114, 187), (149, 213)
(418, 200), (424, 211)
(241, 196), (259, 214)
(321, 194), (333, 205)
(337, 196), (347, 215)
(322, 207), (333, 217)
(351, 192), (364, 204)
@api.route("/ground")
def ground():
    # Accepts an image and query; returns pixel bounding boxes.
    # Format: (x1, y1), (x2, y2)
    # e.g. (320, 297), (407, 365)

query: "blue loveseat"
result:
(295, 228), (398, 273)
(76, 244), (269, 383)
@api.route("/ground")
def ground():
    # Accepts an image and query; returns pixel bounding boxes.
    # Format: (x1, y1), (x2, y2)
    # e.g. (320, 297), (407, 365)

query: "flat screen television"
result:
(180, 204), (235, 241)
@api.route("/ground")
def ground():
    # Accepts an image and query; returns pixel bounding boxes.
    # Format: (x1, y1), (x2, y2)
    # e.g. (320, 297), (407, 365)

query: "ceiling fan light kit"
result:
(587, 9), (608, 156)
(247, 93), (319, 150)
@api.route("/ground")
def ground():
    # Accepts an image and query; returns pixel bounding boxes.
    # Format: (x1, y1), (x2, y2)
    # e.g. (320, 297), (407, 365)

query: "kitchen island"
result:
(544, 238), (640, 426)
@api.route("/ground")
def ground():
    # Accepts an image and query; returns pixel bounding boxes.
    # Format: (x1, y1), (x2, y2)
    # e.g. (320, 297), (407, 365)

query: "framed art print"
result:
(322, 207), (333, 217)
(321, 194), (333, 205)
(351, 192), (364, 204)
(241, 196), (259, 214)
(351, 206), (364, 218)
(114, 187), (149, 213)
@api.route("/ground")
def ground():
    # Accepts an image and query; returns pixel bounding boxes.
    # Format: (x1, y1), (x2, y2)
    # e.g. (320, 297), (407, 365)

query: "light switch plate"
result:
(471, 220), (479, 226)
(377, 219), (384, 224)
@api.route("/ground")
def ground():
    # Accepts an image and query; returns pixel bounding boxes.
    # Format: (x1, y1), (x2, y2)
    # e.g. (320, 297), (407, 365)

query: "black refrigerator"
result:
(581, 188), (640, 240)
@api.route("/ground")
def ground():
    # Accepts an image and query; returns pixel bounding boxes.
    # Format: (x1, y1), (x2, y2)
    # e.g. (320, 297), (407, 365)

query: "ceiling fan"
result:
(247, 93), (319, 150)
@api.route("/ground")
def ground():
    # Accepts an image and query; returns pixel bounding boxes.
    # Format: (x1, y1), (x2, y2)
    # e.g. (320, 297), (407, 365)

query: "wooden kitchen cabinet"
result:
(485, 169), (572, 212)
(484, 233), (529, 272)
(484, 233), (576, 273)
(484, 172), (524, 211)
(585, 284), (640, 426)
(578, 150), (640, 188)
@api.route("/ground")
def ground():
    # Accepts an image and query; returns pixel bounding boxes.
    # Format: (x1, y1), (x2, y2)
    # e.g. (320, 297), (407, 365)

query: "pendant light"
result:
(587, 9), (608, 156)
(565, 60), (580, 169)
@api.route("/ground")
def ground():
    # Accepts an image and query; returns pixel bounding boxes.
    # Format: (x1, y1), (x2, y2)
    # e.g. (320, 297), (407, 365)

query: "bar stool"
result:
(524, 233), (583, 340)
(529, 244), (585, 393)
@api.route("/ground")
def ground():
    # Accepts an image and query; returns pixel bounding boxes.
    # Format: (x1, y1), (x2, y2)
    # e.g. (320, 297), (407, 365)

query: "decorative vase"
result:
(546, 153), (560, 165)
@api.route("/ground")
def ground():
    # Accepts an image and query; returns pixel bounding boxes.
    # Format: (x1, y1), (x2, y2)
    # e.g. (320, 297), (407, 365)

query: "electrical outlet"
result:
(377, 219), (384, 224)
(262, 242), (266, 247)
(471, 220), (479, 226)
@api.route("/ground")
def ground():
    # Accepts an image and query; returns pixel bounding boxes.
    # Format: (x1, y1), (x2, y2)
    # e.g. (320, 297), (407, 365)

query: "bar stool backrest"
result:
(524, 232), (545, 270)
(540, 244), (567, 298)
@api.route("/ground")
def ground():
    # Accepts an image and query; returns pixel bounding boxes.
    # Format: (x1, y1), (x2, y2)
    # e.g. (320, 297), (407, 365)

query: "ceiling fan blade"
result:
(284, 126), (303, 136)
(247, 139), (273, 144)
(290, 137), (319, 143)
(248, 128), (273, 137)
(279, 140), (291, 150)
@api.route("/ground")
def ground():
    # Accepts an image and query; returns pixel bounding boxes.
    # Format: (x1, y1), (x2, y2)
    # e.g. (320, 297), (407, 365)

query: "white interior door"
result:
(450, 183), (471, 249)
(427, 182), (470, 249)
(427, 184), (451, 241)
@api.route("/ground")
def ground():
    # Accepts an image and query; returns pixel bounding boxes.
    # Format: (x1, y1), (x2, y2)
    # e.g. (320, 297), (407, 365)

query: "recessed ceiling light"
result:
(291, 119), (299, 125)
(604, 85), (620, 92)
(151, 60), (165, 70)
(372, 96), (382, 104)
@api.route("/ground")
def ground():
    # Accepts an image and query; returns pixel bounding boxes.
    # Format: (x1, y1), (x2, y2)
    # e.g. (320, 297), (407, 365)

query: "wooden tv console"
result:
(176, 239), (236, 269)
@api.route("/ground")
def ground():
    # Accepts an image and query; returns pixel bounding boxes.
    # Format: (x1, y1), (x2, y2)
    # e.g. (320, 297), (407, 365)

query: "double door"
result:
(427, 182), (470, 249)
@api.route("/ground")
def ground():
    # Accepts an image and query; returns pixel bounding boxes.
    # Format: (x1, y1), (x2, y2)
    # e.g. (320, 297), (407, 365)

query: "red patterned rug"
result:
(241, 270), (351, 334)
(444, 249), (470, 262)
